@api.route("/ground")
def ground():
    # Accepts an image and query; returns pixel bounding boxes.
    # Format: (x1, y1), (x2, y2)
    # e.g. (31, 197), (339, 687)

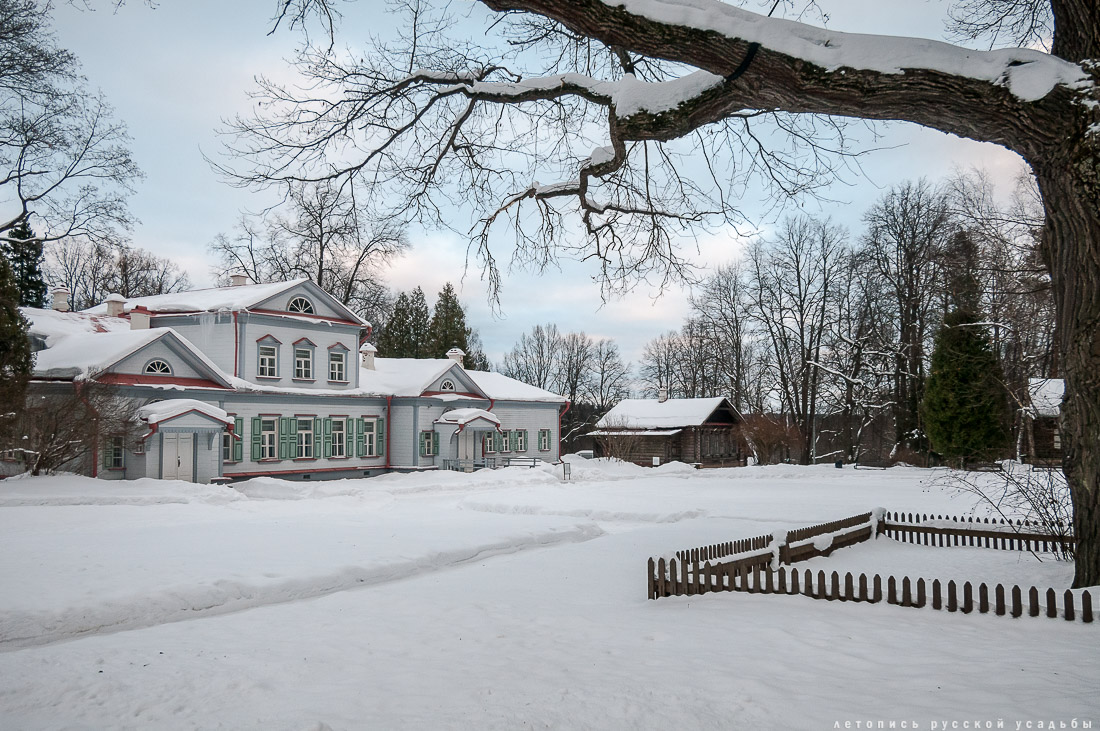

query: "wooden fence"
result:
(648, 509), (1093, 623)
(646, 559), (1095, 623)
(881, 511), (1075, 554)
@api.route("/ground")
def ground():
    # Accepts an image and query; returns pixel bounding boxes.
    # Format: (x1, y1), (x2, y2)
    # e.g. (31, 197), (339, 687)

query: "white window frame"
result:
(288, 296), (314, 314)
(222, 432), (232, 462)
(294, 348), (313, 380)
(422, 430), (438, 457)
(440, 379), (456, 391)
(144, 359), (172, 375)
(500, 429), (511, 453)
(260, 419), (278, 460)
(363, 419), (377, 457)
(105, 436), (125, 469)
(329, 350), (346, 382)
(484, 432), (496, 454)
(538, 429), (551, 452)
(331, 417), (346, 458)
(297, 419), (314, 458)
(516, 430), (526, 452)
(258, 345), (278, 378)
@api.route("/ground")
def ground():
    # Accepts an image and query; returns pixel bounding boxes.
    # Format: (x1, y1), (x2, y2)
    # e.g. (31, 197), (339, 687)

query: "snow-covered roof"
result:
(81, 279), (370, 327)
(358, 358), (461, 397)
(32, 329), (171, 380)
(435, 408), (501, 428)
(1028, 378), (1064, 418)
(596, 397), (732, 429)
(138, 399), (232, 426)
(21, 307), (131, 348)
(466, 370), (567, 403)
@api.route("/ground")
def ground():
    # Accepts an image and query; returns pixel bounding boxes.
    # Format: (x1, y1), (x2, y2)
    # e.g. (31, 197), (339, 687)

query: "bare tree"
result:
(44, 238), (191, 311)
(500, 323), (562, 390)
(239, 0), (1100, 585)
(0, 0), (139, 248)
(210, 179), (407, 323)
(586, 338), (631, 413)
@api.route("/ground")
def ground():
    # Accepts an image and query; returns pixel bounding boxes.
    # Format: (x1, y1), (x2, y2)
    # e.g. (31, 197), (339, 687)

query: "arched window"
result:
(144, 359), (172, 375)
(287, 296), (315, 314)
(440, 379), (456, 391)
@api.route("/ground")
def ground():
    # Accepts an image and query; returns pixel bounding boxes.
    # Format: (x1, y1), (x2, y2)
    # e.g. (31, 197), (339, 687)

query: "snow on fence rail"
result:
(648, 509), (1092, 623)
(646, 559), (1095, 622)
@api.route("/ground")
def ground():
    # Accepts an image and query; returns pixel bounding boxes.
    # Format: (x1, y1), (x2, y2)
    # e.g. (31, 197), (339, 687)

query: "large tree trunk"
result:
(1036, 159), (1100, 587)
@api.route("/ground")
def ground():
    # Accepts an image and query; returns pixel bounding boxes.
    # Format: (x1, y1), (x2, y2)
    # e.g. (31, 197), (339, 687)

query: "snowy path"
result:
(1, 463), (1094, 729)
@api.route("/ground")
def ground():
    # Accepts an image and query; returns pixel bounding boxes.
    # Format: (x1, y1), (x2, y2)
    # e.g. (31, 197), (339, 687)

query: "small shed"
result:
(1022, 378), (1064, 464)
(590, 396), (745, 467)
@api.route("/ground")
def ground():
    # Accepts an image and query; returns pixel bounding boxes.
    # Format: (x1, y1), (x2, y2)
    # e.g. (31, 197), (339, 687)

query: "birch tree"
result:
(235, 0), (1100, 585)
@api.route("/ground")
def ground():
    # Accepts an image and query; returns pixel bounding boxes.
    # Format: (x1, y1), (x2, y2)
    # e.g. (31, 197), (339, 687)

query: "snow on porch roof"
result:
(137, 399), (232, 426)
(596, 396), (731, 429)
(435, 408), (501, 428)
(1028, 378), (1064, 418)
(588, 429), (683, 437)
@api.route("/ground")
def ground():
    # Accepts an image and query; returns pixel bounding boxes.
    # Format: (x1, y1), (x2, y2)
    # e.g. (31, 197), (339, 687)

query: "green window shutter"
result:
(376, 418), (385, 457)
(345, 419), (354, 457)
(314, 418), (322, 457)
(494, 431), (503, 452)
(251, 417), (262, 461)
(323, 418), (332, 458)
(356, 418), (366, 457)
(509, 430), (518, 452)
(234, 417), (244, 462)
(520, 429), (528, 453)
(278, 417), (290, 460)
(419, 431), (427, 457)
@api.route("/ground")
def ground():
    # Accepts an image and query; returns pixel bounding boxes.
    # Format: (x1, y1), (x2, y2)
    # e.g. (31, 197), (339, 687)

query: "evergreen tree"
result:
(428, 283), (469, 358)
(375, 291), (412, 358)
(0, 257), (33, 446)
(1, 224), (48, 308)
(375, 287), (432, 358)
(921, 308), (1012, 466)
(408, 286), (431, 358)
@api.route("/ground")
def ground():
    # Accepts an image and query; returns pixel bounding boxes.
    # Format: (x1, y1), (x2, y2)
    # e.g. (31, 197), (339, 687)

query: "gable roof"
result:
(81, 279), (370, 327)
(1028, 378), (1064, 418)
(358, 358), (477, 398)
(596, 396), (734, 429)
(22, 307), (131, 349)
(466, 370), (568, 403)
(29, 324), (234, 388)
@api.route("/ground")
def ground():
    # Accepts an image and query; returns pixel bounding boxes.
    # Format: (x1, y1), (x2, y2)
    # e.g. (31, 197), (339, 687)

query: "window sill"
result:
(292, 378), (316, 383)
(293, 457), (318, 462)
(255, 375), (281, 380)
(327, 380), (349, 385)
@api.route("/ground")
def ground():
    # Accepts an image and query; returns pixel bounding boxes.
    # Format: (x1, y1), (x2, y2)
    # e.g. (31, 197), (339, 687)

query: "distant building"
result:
(589, 392), (745, 467)
(1021, 378), (1063, 465)
(5, 279), (567, 483)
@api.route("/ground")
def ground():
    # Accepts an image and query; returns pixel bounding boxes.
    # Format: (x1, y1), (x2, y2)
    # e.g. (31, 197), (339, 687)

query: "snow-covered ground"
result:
(0, 461), (1095, 729)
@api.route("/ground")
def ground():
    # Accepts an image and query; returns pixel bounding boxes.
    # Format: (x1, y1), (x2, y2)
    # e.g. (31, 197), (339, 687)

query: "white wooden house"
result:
(7, 279), (567, 483)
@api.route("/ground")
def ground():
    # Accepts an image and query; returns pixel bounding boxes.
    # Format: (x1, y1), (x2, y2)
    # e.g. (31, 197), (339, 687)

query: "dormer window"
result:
(440, 379), (456, 392)
(144, 359), (172, 375)
(287, 296), (315, 314)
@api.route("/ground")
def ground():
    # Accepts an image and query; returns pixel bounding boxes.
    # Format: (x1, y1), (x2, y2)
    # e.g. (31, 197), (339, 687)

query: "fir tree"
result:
(1, 224), (48, 308)
(0, 256), (33, 446)
(428, 283), (469, 358)
(375, 287), (432, 358)
(921, 308), (1012, 467)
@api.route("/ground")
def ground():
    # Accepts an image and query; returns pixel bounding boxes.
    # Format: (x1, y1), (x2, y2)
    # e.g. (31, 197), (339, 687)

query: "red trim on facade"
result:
(557, 400), (571, 462)
(256, 333), (283, 343)
(385, 396), (392, 470)
(421, 390), (483, 398)
(327, 342), (350, 350)
(292, 337), (317, 347)
(233, 312), (240, 378)
(96, 373), (231, 389)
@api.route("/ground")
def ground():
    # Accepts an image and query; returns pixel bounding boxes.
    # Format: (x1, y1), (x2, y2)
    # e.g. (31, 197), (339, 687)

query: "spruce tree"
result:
(1, 224), (48, 308)
(0, 257), (32, 446)
(428, 283), (469, 358)
(376, 291), (412, 358)
(921, 308), (1012, 467)
(408, 286), (431, 358)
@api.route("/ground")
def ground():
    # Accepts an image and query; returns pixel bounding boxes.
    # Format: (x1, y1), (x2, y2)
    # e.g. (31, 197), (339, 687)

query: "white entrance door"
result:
(163, 433), (195, 481)
(459, 430), (476, 461)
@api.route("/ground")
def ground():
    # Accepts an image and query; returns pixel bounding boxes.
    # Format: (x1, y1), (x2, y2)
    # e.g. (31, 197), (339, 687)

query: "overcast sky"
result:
(50, 0), (1024, 369)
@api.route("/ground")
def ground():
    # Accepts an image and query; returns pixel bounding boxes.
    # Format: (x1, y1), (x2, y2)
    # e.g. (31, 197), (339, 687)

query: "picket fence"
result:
(647, 509), (1093, 623)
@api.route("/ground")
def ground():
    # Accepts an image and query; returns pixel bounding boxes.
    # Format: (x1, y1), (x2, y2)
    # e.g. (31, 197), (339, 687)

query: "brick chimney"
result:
(360, 342), (377, 370)
(446, 347), (465, 368)
(51, 287), (71, 312)
(105, 293), (125, 318)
